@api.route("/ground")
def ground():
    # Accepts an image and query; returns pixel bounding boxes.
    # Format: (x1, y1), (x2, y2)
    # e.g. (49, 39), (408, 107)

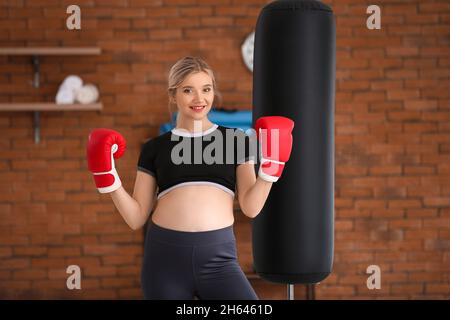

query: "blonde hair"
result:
(167, 56), (222, 121)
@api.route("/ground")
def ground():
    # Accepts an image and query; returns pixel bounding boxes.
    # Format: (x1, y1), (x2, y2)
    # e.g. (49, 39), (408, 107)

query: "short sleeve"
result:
(137, 138), (157, 177)
(235, 129), (257, 166)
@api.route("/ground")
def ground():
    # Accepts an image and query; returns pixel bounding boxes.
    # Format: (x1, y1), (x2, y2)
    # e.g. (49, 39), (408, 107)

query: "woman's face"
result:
(174, 71), (214, 121)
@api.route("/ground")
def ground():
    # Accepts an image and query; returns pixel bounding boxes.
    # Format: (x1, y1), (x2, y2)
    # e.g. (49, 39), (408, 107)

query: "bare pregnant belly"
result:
(151, 185), (235, 232)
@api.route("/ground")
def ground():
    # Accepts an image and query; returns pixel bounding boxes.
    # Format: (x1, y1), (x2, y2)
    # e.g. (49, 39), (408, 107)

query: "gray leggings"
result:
(141, 221), (259, 300)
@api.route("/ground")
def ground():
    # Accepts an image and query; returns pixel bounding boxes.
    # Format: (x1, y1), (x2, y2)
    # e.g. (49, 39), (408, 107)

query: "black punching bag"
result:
(252, 0), (335, 284)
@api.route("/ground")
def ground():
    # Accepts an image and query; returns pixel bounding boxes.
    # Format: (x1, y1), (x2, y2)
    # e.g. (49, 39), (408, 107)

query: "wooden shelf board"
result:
(0, 103), (103, 111)
(0, 47), (101, 55)
(246, 273), (260, 280)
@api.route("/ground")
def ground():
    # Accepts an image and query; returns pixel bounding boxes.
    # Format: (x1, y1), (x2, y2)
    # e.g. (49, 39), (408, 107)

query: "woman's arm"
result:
(236, 162), (273, 218)
(110, 171), (157, 230)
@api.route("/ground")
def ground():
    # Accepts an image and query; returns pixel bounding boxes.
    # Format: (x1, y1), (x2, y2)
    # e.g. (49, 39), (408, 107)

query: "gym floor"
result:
(0, 0), (449, 299)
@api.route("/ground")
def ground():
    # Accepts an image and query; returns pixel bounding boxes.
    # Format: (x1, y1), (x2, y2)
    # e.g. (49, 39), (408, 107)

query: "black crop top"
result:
(137, 124), (255, 199)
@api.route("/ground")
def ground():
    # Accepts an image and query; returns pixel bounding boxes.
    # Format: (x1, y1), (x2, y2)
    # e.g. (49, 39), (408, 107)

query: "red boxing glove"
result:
(86, 128), (126, 193)
(255, 116), (294, 182)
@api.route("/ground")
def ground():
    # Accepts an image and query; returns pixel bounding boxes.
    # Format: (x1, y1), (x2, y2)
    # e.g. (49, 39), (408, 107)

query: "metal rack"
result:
(0, 47), (103, 143)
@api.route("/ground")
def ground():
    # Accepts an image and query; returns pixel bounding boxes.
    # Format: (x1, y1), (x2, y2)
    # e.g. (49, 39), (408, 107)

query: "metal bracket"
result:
(287, 284), (295, 300)
(287, 283), (316, 300)
(306, 284), (316, 300)
(32, 55), (41, 144)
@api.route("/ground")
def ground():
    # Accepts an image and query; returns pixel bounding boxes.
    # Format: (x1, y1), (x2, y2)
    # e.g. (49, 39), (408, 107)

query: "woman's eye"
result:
(183, 88), (211, 93)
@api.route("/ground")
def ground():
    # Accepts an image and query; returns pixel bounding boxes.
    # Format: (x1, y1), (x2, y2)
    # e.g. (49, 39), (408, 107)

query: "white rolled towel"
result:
(56, 75), (83, 104)
(56, 87), (75, 104)
(75, 84), (99, 104)
(61, 75), (83, 92)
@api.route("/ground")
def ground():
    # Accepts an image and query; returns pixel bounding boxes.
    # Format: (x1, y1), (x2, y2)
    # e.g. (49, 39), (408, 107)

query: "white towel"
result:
(56, 87), (75, 104)
(61, 75), (83, 92)
(75, 84), (99, 104)
(55, 75), (83, 105)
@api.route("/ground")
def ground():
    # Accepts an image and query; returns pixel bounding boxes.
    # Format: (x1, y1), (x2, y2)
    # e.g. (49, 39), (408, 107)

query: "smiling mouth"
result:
(190, 105), (206, 110)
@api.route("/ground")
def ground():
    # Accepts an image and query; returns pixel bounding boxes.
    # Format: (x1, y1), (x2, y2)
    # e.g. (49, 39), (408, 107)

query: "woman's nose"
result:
(192, 90), (205, 102)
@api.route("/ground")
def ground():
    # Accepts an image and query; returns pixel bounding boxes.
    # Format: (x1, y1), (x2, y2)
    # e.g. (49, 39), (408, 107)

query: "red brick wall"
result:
(0, 0), (449, 299)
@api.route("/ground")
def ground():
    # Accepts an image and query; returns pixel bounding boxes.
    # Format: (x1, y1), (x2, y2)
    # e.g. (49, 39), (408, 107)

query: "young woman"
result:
(87, 56), (294, 300)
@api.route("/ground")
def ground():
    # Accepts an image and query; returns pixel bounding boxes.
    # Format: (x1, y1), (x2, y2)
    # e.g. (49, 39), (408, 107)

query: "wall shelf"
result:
(245, 273), (260, 280)
(0, 47), (101, 55)
(0, 103), (103, 111)
(1, 47), (102, 143)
